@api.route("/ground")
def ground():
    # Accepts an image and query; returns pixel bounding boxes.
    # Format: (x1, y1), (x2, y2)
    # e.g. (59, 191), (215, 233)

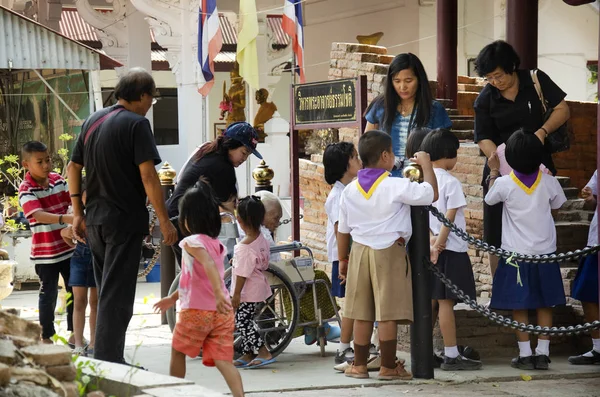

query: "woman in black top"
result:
(166, 121), (262, 262)
(473, 40), (570, 276)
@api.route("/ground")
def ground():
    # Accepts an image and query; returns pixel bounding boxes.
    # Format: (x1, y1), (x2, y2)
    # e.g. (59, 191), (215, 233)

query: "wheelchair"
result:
(165, 213), (342, 358)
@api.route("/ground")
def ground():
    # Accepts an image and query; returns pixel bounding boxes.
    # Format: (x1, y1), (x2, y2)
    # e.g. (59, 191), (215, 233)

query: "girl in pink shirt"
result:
(230, 196), (274, 369)
(153, 181), (244, 397)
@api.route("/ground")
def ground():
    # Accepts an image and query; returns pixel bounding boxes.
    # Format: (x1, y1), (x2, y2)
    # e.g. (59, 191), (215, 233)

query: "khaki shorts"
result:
(344, 241), (413, 323)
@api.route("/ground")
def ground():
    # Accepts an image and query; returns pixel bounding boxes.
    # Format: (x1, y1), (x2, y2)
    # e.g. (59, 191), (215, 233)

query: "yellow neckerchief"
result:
(509, 170), (542, 195)
(356, 172), (389, 199)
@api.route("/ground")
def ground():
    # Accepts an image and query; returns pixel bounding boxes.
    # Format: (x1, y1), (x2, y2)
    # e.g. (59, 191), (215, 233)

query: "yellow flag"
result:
(237, 0), (260, 90)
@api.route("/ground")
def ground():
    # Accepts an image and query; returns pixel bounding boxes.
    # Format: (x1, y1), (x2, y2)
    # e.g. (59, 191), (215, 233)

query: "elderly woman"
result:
(473, 40), (570, 276)
(243, 191), (341, 344)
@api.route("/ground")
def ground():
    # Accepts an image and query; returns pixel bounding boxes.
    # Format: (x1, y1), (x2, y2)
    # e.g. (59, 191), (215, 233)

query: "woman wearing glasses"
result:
(473, 40), (570, 277)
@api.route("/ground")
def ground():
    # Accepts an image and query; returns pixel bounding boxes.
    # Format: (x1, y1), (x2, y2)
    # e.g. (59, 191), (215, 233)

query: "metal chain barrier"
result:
(424, 256), (600, 335)
(427, 205), (600, 263)
(138, 206), (161, 278)
(279, 214), (304, 226)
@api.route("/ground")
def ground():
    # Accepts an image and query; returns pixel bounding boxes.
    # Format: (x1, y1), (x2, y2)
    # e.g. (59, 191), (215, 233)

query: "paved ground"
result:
(4, 281), (600, 396)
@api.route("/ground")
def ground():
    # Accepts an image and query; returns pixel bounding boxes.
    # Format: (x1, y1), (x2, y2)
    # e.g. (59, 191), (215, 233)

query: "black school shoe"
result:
(568, 350), (600, 365)
(511, 356), (535, 370)
(534, 354), (551, 370)
(441, 355), (483, 371)
(433, 353), (444, 368)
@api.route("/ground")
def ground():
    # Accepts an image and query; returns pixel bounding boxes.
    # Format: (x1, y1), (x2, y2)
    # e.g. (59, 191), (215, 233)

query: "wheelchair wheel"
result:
(166, 272), (181, 333)
(224, 265), (299, 358)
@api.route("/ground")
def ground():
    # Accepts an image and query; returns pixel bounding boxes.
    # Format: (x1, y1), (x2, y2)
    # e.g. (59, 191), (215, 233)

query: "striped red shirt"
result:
(18, 172), (74, 264)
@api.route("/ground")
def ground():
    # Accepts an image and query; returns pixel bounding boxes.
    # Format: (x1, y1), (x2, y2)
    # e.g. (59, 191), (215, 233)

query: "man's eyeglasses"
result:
(151, 97), (161, 105)
(484, 73), (507, 84)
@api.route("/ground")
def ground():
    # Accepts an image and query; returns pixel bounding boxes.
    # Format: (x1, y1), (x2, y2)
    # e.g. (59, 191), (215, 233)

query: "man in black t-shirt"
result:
(67, 68), (177, 364)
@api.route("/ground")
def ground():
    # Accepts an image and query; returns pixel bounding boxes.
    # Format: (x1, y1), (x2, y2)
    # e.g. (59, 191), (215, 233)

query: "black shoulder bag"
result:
(530, 70), (570, 153)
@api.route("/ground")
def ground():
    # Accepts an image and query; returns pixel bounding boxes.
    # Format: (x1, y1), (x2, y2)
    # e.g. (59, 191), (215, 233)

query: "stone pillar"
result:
(436, 0), (457, 108)
(126, 10), (154, 126)
(506, 0), (538, 70)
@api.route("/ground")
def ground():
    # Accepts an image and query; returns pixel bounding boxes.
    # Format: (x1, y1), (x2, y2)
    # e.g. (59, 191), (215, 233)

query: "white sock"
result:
(535, 339), (550, 357)
(583, 338), (600, 357)
(444, 346), (459, 359)
(371, 327), (379, 348)
(339, 342), (351, 352)
(518, 341), (533, 358)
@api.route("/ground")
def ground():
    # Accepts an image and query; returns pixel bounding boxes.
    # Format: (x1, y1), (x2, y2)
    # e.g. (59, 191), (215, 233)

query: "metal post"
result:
(408, 203), (434, 379)
(506, 0), (538, 70)
(597, 7), (600, 316)
(290, 86), (300, 245)
(436, 0), (458, 108)
(158, 162), (176, 325)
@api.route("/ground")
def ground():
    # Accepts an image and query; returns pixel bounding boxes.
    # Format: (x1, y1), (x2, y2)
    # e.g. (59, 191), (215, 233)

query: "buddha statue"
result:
(221, 62), (247, 127)
(253, 88), (278, 142)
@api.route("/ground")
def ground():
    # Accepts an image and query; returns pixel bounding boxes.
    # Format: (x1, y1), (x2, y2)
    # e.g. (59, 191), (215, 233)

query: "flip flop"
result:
(233, 359), (251, 368)
(245, 357), (276, 369)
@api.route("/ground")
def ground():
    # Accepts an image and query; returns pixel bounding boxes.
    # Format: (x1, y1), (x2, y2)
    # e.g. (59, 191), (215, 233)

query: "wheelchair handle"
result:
(270, 241), (313, 258)
(220, 212), (236, 223)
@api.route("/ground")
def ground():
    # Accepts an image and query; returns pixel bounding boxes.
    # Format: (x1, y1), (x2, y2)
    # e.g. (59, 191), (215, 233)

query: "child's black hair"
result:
(358, 130), (392, 168)
(237, 195), (265, 233)
(22, 141), (48, 158)
(405, 127), (432, 159)
(505, 129), (543, 174)
(323, 142), (356, 185)
(178, 179), (221, 238)
(420, 128), (459, 161)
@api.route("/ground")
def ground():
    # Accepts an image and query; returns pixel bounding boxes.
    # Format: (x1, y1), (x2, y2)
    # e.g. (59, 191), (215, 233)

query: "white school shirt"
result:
(585, 170), (598, 247)
(338, 174), (434, 250)
(429, 168), (468, 253)
(325, 181), (345, 262)
(485, 172), (566, 255)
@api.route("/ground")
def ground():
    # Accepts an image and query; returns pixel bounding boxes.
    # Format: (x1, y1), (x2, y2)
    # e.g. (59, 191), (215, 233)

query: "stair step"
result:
(451, 119), (475, 130)
(452, 129), (474, 141)
(449, 115), (474, 121)
(556, 176), (571, 188)
(458, 76), (478, 84)
(447, 109), (459, 116)
(561, 198), (587, 210)
(563, 187), (579, 199)
(556, 221), (590, 254)
(457, 83), (484, 93)
(556, 210), (593, 222)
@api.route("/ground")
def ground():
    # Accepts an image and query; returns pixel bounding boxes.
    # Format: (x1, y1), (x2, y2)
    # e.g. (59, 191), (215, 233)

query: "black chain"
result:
(424, 257), (600, 336)
(427, 205), (600, 263)
(279, 214), (304, 226)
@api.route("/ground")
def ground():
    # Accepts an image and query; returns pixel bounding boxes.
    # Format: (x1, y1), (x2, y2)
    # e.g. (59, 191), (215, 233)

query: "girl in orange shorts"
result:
(154, 180), (244, 397)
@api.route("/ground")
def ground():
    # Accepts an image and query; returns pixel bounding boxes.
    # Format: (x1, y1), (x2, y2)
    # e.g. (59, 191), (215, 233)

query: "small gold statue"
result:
(220, 62), (246, 127)
(253, 88), (278, 143)
(356, 32), (384, 46)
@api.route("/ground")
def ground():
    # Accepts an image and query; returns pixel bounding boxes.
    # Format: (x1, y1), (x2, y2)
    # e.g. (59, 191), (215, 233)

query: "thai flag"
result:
(282, 0), (305, 83)
(198, 0), (222, 96)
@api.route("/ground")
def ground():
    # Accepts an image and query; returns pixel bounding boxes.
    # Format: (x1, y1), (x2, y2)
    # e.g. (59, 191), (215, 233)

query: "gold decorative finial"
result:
(252, 160), (274, 190)
(356, 32), (384, 46)
(158, 162), (177, 185)
(402, 161), (423, 183)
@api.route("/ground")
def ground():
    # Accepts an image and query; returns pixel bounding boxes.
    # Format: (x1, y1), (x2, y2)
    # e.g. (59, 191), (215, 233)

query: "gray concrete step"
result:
(452, 129), (474, 141)
(561, 198), (586, 211)
(452, 119), (475, 130)
(556, 221), (590, 254)
(563, 187), (579, 199)
(556, 210), (594, 223)
(556, 176), (571, 188)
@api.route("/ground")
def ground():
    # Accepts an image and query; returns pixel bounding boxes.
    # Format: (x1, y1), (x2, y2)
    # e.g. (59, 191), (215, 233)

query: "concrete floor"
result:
(5, 281), (600, 396)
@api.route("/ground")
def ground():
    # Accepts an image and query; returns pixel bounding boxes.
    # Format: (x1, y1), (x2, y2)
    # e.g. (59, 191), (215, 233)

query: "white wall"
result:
(303, 0), (420, 82)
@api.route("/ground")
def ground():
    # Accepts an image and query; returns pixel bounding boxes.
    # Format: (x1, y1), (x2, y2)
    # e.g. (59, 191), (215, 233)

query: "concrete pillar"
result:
(436, 0), (457, 107)
(506, 0), (538, 70)
(126, 10), (154, 127)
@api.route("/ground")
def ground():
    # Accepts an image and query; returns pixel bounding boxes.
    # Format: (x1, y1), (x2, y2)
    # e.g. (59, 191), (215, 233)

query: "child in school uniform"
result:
(421, 129), (482, 371)
(568, 170), (600, 365)
(323, 142), (362, 366)
(337, 130), (438, 380)
(485, 129), (567, 370)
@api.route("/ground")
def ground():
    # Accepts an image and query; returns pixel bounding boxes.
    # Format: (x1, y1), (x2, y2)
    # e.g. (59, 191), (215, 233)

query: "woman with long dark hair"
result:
(166, 122), (262, 262)
(365, 53), (452, 176)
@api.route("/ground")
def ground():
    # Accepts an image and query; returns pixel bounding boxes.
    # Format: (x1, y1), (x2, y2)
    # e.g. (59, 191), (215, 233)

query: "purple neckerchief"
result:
(513, 170), (539, 188)
(357, 168), (388, 194)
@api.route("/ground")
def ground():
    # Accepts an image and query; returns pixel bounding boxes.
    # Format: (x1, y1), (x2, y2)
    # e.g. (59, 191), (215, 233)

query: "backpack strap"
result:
(84, 107), (125, 144)
(530, 69), (547, 113)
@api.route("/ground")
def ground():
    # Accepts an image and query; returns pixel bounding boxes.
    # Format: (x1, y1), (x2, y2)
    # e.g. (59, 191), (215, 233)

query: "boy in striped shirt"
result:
(19, 141), (75, 344)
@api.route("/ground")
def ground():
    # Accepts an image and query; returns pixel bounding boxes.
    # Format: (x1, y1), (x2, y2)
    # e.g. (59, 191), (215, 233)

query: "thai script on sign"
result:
(294, 78), (357, 125)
